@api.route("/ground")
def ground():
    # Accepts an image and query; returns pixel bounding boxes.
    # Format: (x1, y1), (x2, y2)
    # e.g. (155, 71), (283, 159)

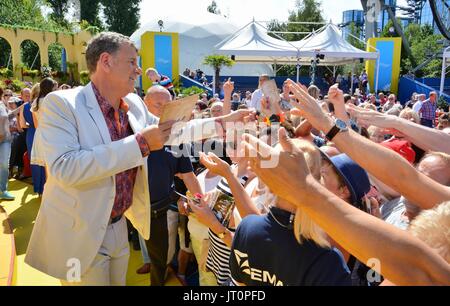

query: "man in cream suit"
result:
(25, 32), (251, 285)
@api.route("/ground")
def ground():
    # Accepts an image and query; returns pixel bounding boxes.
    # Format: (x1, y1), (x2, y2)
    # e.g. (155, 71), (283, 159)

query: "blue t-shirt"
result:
(147, 145), (193, 203)
(230, 207), (351, 286)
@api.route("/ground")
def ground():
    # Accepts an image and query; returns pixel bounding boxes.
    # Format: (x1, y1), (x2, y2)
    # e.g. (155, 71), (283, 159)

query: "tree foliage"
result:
(45, 0), (70, 26)
(203, 55), (235, 93)
(267, 0), (325, 76)
(101, 0), (141, 36)
(381, 21), (444, 77)
(207, 1), (221, 15)
(79, 0), (103, 28)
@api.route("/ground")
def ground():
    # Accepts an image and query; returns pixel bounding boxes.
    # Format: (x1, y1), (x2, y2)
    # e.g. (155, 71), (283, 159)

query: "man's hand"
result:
(223, 77), (234, 98)
(199, 152), (233, 178)
(186, 193), (221, 229)
(241, 127), (317, 205)
(177, 197), (190, 216)
(141, 120), (175, 151)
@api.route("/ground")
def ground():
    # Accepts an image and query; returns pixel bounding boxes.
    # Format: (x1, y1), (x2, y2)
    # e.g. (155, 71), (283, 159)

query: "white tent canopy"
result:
(215, 21), (379, 90)
(215, 21), (300, 64)
(293, 23), (379, 66)
(216, 21), (378, 65)
(130, 12), (274, 77)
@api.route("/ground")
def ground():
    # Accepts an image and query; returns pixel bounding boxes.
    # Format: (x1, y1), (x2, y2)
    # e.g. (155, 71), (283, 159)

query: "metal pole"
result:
(7, 52), (11, 69)
(296, 57), (300, 83)
(30, 51), (39, 70)
(440, 47), (450, 96)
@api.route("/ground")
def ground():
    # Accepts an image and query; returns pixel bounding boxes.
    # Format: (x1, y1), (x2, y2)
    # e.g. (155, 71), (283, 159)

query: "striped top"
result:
(205, 175), (247, 286)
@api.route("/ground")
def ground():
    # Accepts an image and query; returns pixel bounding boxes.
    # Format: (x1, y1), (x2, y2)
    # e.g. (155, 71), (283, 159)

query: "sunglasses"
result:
(4, 94), (12, 97)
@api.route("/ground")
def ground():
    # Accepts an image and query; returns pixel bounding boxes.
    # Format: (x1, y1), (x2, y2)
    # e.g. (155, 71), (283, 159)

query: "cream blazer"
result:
(25, 82), (220, 280)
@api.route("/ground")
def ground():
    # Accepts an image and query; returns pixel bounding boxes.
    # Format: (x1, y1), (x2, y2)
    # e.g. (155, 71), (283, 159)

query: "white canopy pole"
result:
(375, 52), (380, 94)
(296, 56), (300, 83)
(440, 47), (450, 96)
(351, 62), (354, 94)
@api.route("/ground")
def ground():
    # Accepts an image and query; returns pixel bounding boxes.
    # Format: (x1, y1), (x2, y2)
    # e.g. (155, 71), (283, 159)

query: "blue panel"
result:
(154, 35), (172, 79)
(375, 41), (394, 92)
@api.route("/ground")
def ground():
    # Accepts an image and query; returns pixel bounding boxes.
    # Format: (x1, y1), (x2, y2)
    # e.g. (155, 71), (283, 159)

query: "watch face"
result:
(335, 119), (347, 130)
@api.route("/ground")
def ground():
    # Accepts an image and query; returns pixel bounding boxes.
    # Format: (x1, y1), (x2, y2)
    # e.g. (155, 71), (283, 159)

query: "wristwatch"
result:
(325, 118), (348, 141)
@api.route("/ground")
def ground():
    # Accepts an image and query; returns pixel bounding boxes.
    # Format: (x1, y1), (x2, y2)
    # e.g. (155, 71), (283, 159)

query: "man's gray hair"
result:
(85, 32), (137, 73)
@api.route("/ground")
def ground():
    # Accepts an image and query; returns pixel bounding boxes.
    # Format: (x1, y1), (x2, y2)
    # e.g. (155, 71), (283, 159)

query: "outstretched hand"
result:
(199, 152), (233, 178)
(241, 127), (317, 205)
(347, 104), (399, 129)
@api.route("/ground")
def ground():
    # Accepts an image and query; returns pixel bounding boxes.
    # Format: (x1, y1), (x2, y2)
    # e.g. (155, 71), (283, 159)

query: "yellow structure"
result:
(140, 31), (179, 92)
(366, 37), (402, 94)
(0, 26), (92, 79)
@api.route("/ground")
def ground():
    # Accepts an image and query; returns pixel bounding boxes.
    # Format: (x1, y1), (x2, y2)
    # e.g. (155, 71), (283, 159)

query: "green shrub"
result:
(79, 70), (90, 85)
(180, 86), (206, 97)
(0, 68), (13, 78)
(10, 79), (26, 92)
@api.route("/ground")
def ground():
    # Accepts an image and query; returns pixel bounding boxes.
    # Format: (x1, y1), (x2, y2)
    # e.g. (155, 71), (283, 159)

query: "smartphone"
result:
(261, 79), (281, 113)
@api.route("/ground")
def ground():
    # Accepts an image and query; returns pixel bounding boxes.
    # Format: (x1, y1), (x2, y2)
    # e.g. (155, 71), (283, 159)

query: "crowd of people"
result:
(0, 81), (72, 200)
(0, 31), (449, 286)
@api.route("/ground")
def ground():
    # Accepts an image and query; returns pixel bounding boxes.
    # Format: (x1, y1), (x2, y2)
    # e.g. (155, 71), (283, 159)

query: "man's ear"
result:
(98, 52), (112, 72)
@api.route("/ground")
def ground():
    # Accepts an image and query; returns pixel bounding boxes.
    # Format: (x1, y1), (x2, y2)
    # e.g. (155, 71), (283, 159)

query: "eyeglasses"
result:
(4, 94), (12, 97)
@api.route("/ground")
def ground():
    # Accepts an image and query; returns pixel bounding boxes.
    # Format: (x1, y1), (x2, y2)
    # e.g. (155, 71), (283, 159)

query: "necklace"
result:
(268, 206), (294, 229)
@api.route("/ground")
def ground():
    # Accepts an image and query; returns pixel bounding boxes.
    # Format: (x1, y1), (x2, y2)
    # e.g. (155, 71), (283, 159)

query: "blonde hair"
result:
(409, 201), (450, 263)
(290, 139), (330, 248)
(308, 85), (320, 100)
(30, 83), (40, 101)
(399, 108), (420, 124)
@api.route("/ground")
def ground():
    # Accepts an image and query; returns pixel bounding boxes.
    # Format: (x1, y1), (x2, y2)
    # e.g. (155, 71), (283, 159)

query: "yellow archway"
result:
(0, 26), (92, 80)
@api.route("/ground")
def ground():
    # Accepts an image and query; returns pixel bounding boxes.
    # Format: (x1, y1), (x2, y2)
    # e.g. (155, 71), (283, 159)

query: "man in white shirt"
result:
(249, 74), (270, 112)
(412, 94), (426, 115)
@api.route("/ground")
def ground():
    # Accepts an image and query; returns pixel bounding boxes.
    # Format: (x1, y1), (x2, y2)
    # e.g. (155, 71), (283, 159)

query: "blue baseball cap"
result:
(322, 153), (371, 207)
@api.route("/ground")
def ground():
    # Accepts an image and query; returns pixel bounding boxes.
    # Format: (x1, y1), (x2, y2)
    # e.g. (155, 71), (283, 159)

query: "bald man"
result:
(140, 85), (202, 285)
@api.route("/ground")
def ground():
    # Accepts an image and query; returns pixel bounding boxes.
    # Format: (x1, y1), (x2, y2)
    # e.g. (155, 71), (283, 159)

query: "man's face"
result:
(21, 89), (31, 102)
(144, 91), (171, 117)
(430, 94), (436, 103)
(108, 44), (141, 95)
(3, 90), (12, 102)
(417, 156), (450, 186)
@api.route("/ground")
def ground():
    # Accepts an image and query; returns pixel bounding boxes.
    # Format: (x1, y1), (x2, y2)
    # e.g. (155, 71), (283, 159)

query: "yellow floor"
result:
(1, 179), (180, 286)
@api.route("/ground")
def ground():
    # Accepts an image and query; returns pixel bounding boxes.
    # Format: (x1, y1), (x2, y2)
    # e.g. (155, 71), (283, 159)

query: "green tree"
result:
(207, 0), (221, 15)
(346, 22), (365, 50)
(0, 0), (47, 28)
(0, 38), (12, 69)
(203, 55), (235, 93)
(20, 40), (41, 70)
(48, 43), (64, 71)
(403, 24), (443, 77)
(79, 0), (103, 28)
(45, 0), (70, 25)
(101, 0), (141, 36)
